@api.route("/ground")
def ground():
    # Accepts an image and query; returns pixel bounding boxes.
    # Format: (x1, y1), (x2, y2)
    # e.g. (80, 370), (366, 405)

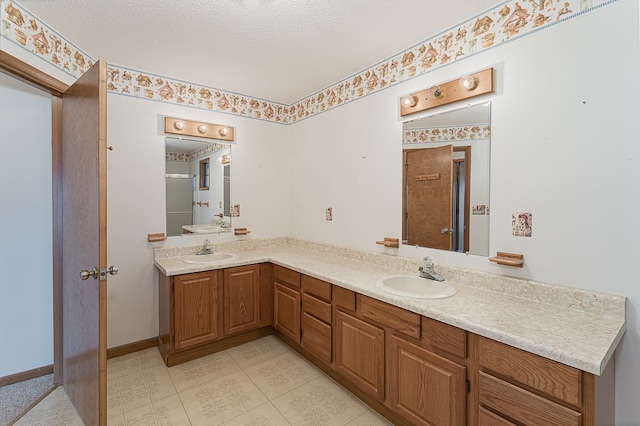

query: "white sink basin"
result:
(183, 253), (236, 264)
(375, 275), (457, 299)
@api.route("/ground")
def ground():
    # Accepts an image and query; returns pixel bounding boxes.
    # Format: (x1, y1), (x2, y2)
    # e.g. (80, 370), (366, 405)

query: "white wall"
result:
(105, 94), (289, 348)
(288, 1), (640, 423)
(0, 72), (53, 376)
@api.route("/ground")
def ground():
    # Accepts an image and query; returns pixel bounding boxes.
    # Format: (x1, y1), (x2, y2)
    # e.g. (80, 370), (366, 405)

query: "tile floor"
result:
(15, 335), (392, 425)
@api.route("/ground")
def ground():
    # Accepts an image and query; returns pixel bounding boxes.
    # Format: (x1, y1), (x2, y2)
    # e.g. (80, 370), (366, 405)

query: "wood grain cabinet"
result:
(388, 334), (466, 426)
(157, 264), (266, 366)
(273, 265), (301, 343)
(475, 336), (605, 426)
(335, 310), (385, 402)
(223, 265), (260, 336)
(173, 270), (223, 351)
(301, 275), (333, 364)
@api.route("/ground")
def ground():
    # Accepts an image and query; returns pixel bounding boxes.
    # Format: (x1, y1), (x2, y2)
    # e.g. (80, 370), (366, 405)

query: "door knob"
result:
(441, 228), (453, 234)
(107, 266), (119, 276)
(80, 267), (98, 280)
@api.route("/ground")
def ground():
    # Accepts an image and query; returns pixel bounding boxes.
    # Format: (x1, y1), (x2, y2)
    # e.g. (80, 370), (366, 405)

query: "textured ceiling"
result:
(18, 0), (499, 104)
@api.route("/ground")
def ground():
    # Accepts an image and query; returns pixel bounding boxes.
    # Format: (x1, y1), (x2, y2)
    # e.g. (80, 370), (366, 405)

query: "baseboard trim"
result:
(0, 364), (54, 387)
(107, 337), (158, 359)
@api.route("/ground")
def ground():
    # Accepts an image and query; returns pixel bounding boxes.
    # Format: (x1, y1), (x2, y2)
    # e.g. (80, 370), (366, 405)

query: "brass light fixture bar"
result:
(164, 117), (235, 142)
(400, 68), (494, 117)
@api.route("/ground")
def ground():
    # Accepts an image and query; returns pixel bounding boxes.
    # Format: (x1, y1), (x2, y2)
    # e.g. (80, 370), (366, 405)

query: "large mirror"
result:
(165, 137), (232, 236)
(402, 102), (490, 256)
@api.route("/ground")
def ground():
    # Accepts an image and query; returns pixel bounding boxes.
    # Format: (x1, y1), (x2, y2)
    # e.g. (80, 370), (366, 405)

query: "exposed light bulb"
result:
(459, 75), (478, 91)
(401, 95), (418, 108)
(197, 125), (207, 134)
(218, 127), (229, 137)
(429, 86), (442, 99)
(174, 121), (184, 130)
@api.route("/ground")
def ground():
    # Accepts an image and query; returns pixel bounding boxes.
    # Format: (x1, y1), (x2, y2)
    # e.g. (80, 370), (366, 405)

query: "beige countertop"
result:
(154, 238), (626, 376)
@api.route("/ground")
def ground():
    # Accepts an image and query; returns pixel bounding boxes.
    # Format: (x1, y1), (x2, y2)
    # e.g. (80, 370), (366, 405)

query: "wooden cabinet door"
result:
(274, 282), (301, 343)
(388, 335), (466, 426)
(224, 265), (260, 336)
(173, 271), (222, 351)
(335, 310), (385, 401)
(301, 311), (332, 363)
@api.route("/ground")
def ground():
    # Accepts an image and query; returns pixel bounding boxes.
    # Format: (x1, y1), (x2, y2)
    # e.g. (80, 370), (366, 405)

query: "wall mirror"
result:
(165, 137), (231, 237)
(402, 102), (490, 256)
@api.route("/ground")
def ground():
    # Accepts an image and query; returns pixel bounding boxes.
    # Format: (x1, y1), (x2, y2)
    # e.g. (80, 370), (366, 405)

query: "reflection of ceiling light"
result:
(197, 125), (207, 134)
(400, 95), (418, 108)
(174, 121), (184, 130)
(459, 75), (478, 91)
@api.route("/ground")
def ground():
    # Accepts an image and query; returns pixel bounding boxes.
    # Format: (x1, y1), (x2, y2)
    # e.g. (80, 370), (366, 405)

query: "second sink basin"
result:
(375, 275), (457, 299)
(183, 253), (236, 264)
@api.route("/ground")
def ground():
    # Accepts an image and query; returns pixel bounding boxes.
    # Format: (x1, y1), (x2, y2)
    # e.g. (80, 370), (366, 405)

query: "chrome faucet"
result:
(418, 256), (444, 281)
(196, 239), (214, 255)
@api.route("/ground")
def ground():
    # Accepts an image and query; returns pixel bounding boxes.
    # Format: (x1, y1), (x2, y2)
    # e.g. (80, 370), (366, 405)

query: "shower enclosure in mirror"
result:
(165, 137), (231, 237)
(402, 102), (490, 256)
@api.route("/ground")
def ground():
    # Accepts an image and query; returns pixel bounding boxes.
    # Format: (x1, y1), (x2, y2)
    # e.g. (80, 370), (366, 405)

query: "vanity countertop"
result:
(154, 238), (626, 375)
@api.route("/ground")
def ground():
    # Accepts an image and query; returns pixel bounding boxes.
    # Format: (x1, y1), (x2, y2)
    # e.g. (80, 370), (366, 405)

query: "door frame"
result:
(1, 51), (69, 383)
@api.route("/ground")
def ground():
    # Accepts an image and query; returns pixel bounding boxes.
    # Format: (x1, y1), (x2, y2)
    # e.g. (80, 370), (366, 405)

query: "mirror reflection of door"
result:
(403, 145), (453, 250)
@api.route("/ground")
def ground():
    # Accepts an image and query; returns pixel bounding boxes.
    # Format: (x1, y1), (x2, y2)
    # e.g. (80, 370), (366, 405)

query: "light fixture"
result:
(400, 95), (418, 108)
(399, 68), (494, 117)
(459, 75), (478, 91)
(428, 85), (442, 99)
(164, 117), (234, 141)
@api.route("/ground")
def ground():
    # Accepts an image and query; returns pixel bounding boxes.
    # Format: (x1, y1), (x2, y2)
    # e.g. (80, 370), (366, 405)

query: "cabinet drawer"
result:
(301, 312), (332, 364)
(301, 275), (332, 301)
(273, 264), (300, 289)
(334, 286), (356, 312)
(479, 337), (581, 407)
(302, 293), (331, 324)
(421, 317), (466, 359)
(479, 372), (582, 426)
(478, 407), (517, 426)
(357, 295), (420, 339)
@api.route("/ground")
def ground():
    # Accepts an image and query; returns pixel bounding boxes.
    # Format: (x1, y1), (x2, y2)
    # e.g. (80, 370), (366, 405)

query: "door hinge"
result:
(466, 380), (470, 394)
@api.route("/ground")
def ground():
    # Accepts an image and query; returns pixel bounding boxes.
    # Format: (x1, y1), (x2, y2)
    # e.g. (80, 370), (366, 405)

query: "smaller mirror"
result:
(165, 137), (232, 236)
(402, 102), (490, 256)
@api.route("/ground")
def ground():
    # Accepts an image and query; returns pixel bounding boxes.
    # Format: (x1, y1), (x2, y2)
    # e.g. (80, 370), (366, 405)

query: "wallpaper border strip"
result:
(1, 0), (618, 125)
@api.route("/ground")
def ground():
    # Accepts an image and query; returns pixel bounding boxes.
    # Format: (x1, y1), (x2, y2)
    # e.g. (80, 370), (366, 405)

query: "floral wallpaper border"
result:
(1, 0), (94, 78)
(166, 141), (228, 162)
(403, 124), (491, 144)
(106, 64), (290, 123)
(1, 0), (617, 125)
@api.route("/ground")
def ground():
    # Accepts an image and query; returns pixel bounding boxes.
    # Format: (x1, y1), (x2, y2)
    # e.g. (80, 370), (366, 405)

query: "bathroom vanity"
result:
(154, 238), (625, 425)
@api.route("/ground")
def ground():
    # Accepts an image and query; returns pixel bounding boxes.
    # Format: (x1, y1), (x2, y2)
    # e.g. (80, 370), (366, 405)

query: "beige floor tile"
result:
(346, 409), (393, 425)
(224, 402), (291, 426)
(243, 350), (323, 399)
(168, 350), (242, 393)
(272, 376), (368, 426)
(107, 347), (165, 379)
(121, 394), (191, 425)
(180, 370), (269, 424)
(14, 387), (84, 426)
(226, 335), (292, 369)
